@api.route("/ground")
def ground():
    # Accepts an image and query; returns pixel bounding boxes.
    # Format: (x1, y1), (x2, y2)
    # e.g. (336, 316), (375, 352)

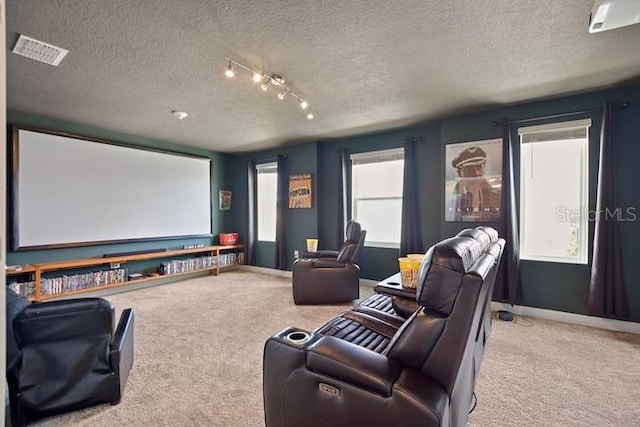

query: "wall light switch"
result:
(293, 250), (299, 259)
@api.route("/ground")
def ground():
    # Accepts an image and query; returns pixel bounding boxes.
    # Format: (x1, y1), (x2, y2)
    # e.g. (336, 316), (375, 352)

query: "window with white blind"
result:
(351, 148), (404, 248)
(256, 162), (277, 242)
(518, 119), (591, 264)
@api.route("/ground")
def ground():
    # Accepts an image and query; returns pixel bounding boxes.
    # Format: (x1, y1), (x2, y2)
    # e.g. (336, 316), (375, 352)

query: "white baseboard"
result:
(240, 265), (292, 278)
(239, 267), (640, 334)
(359, 278), (377, 288)
(240, 265), (377, 288)
(492, 302), (640, 335)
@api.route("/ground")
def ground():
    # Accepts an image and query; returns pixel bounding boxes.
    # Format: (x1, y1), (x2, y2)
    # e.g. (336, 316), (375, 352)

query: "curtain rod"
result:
(507, 107), (605, 125)
(505, 101), (633, 126)
(252, 154), (288, 163)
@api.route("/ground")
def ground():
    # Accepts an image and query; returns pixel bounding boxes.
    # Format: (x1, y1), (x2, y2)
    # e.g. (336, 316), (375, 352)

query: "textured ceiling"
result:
(6, 0), (640, 153)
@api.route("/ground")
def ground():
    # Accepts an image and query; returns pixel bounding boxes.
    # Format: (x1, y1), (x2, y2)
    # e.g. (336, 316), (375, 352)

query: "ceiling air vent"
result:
(12, 34), (69, 66)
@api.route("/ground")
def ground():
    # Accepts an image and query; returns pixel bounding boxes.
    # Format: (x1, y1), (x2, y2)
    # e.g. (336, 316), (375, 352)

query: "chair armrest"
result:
(302, 250), (339, 259)
(110, 308), (135, 399)
(391, 297), (419, 319)
(307, 336), (401, 396)
(313, 259), (348, 268)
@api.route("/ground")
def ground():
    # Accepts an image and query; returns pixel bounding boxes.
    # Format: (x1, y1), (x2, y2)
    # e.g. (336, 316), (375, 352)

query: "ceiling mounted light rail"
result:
(224, 57), (315, 119)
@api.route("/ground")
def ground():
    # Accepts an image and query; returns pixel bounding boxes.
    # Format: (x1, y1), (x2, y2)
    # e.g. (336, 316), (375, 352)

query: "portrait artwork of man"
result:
(445, 139), (502, 222)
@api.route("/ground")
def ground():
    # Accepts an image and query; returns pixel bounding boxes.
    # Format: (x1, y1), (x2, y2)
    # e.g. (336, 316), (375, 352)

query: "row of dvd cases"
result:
(8, 252), (246, 300)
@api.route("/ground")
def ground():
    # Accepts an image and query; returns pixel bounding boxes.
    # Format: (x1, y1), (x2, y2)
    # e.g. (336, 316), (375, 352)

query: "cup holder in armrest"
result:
(286, 331), (311, 344)
(271, 327), (318, 347)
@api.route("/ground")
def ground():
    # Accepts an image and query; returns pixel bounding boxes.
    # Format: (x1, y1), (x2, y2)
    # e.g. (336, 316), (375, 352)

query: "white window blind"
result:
(351, 148), (404, 248)
(519, 119), (591, 264)
(256, 162), (277, 242)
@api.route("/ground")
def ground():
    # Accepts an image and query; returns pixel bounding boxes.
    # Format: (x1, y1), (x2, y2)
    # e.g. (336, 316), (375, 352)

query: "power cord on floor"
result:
(469, 392), (478, 414)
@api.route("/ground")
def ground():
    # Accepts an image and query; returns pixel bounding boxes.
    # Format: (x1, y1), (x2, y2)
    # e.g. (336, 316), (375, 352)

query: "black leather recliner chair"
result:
(6, 291), (135, 426)
(292, 220), (366, 305)
(264, 231), (504, 427)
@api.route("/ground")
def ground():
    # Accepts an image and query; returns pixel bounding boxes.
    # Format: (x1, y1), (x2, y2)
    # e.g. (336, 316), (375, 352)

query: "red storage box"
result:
(219, 233), (239, 245)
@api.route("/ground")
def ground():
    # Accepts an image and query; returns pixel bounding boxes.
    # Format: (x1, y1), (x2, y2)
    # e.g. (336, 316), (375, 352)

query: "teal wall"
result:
(5, 111), (229, 268)
(6, 83), (640, 322)
(230, 84), (640, 322)
(224, 141), (320, 269)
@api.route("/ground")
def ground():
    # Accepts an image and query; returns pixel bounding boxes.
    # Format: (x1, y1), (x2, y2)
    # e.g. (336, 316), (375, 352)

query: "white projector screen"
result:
(13, 128), (212, 249)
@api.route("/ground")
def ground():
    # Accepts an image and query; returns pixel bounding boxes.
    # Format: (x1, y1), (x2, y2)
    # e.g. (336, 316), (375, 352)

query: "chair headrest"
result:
(456, 228), (491, 249)
(345, 220), (362, 243)
(475, 226), (499, 243)
(415, 236), (483, 313)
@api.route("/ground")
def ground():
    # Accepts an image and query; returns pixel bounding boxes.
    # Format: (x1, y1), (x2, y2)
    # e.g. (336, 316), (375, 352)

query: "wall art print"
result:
(288, 174), (312, 208)
(445, 138), (502, 222)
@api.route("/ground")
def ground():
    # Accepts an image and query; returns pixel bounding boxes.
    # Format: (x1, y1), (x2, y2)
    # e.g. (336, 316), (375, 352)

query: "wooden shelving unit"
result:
(6, 244), (244, 302)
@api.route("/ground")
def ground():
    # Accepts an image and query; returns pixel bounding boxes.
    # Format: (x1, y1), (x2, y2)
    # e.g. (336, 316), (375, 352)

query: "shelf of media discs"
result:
(5, 244), (244, 302)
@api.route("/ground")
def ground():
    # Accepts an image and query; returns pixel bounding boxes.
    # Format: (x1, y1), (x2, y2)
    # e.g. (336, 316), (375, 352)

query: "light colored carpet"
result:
(26, 270), (640, 426)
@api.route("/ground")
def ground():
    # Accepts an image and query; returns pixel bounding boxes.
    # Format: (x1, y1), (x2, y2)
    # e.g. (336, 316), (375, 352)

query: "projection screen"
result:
(12, 128), (212, 249)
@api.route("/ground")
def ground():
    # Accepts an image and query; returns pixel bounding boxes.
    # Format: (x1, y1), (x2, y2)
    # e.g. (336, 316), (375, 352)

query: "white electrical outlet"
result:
(293, 250), (299, 259)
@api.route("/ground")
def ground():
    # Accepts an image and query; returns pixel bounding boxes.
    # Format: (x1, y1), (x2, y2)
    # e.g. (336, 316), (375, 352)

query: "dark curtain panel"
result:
(497, 119), (520, 304)
(400, 137), (424, 256)
(246, 161), (257, 265)
(336, 148), (349, 245)
(588, 102), (629, 318)
(275, 155), (288, 270)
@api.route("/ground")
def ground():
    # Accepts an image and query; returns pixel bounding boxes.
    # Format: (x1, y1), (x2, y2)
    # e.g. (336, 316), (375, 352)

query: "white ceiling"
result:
(6, 0), (640, 153)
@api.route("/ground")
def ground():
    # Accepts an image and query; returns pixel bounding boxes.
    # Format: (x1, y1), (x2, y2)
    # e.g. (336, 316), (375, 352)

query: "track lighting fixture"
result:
(225, 60), (234, 78)
(224, 57), (315, 119)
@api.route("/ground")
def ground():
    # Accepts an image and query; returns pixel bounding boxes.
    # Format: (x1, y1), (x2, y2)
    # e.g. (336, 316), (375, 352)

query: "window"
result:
(518, 119), (591, 264)
(351, 148), (404, 248)
(256, 162), (277, 242)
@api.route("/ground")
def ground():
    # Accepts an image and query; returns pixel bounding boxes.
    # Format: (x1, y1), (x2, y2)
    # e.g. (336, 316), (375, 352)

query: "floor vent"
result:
(12, 34), (69, 66)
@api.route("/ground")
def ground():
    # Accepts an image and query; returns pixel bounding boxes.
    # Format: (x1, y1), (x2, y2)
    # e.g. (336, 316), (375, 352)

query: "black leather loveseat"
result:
(263, 228), (504, 427)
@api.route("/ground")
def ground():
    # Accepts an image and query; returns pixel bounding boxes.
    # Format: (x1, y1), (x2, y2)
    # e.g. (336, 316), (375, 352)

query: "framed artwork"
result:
(444, 138), (502, 222)
(219, 190), (232, 210)
(289, 174), (312, 208)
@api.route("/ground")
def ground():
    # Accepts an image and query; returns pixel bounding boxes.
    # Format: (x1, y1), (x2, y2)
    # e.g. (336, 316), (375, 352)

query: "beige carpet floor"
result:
(25, 270), (640, 426)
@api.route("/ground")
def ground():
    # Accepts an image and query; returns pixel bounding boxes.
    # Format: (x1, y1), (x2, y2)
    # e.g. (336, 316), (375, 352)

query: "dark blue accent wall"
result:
(223, 142), (320, 269)
(6, 111), (229, 266)
(6, 84), (640, 322)
(230, 84), (640, 322)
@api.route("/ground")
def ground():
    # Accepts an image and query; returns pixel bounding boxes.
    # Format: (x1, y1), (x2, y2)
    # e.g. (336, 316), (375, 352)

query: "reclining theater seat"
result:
(292, 220), (366, 305)
(356, 226), (501, 319)
(6, 294), (135, 427)
(263, 233), (503, 427)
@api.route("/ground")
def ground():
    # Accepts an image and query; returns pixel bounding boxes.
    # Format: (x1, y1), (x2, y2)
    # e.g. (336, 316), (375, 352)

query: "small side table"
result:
(374, 272), (417, 299)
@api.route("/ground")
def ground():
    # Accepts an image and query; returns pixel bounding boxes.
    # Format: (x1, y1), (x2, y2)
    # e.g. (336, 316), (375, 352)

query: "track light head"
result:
(307, 109), (314, 120)
(299, 99), (308, 109)
(261, 79), (271, 91)
(278, 89), (288, 100)
(251, 71), (262, 83)
(225, 60), (234, 78)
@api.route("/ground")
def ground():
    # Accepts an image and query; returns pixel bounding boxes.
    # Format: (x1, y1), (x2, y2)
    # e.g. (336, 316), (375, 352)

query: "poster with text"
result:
(445, 138), (502, 222)
(289, 174), (312, 208)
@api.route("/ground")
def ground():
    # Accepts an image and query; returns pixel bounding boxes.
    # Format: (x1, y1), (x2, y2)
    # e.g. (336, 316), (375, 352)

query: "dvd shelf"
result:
(6, 244), (244, 302)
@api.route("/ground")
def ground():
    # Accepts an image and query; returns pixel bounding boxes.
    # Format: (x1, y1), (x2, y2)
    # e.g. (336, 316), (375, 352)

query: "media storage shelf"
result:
(6, 245), (244, 302)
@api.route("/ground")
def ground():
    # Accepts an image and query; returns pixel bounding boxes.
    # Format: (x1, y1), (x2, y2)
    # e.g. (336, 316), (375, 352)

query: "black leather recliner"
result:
(264, 230), (504, 427)
(292, 220), (366, 305)
(6, 292), (135, 426)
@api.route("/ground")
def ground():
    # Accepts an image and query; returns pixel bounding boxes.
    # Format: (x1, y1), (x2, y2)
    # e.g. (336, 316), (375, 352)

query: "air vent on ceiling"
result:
(12, 34), (69, 66)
